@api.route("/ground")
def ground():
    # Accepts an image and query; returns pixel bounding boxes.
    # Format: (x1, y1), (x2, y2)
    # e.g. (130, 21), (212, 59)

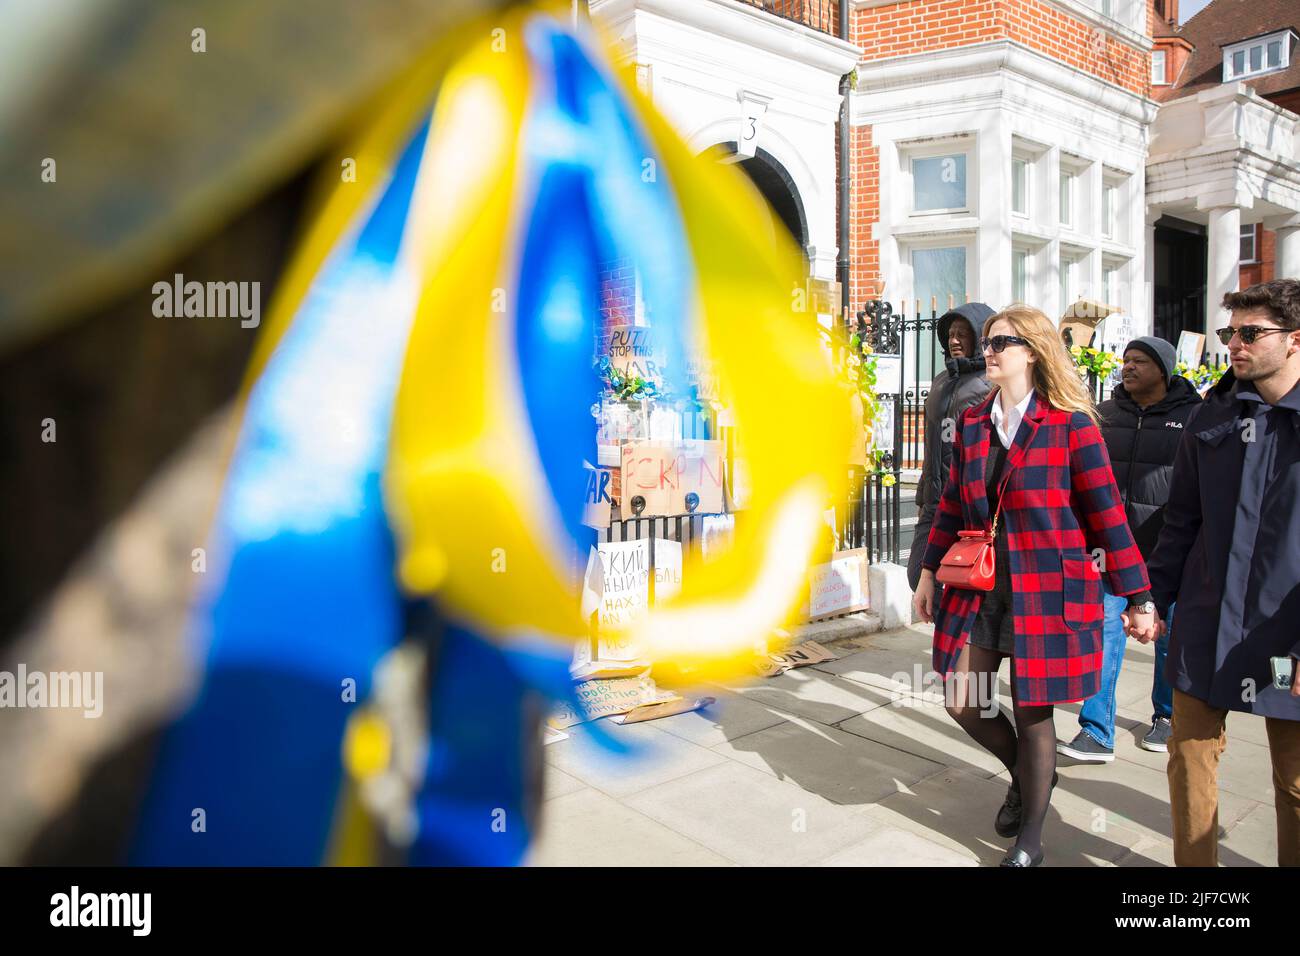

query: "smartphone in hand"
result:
(1270, 656), (1295, 691)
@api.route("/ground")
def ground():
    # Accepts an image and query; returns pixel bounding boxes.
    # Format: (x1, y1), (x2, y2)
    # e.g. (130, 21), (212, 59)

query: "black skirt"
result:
(968, 528), (1015, 655)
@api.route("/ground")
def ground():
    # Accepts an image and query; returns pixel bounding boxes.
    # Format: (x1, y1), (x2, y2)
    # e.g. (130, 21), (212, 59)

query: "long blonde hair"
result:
(983, 305), (1100, 425)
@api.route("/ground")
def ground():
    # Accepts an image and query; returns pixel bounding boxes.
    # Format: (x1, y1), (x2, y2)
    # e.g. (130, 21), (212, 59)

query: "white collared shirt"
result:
(990, 387), (1035, 449)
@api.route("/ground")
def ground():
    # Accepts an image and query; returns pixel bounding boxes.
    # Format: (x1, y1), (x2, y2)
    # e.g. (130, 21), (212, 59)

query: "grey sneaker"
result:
(1057, 731), (1114, 763)
(1140, 717), (1172, 753)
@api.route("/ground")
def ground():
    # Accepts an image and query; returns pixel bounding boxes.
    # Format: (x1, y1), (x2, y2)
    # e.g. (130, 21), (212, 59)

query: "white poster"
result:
(653, 537), (683, 602)
(873, 354), (902, 394)
(700, 514), (735, 564)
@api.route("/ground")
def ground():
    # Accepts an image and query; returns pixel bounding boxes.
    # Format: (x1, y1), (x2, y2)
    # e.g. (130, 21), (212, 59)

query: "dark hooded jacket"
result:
(1096, 375), (1202, 559)
(1147, 368), (1300, 720)
(907, 302), (993, 590)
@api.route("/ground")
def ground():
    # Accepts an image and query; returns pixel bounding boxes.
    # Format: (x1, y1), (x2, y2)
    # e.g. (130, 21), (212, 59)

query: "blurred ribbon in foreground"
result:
(130, 4), (851, 866)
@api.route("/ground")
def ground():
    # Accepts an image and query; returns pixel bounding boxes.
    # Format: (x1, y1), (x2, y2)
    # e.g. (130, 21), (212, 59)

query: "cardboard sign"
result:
(754, 640), (839, 677)
(549, 675), (664, 728)
(582, 460), (613, 529)
(605, 325), (663, 382)
(612, 696), (715, 724)
(620, 440), (724, 518)
(802, 549), (870, 621)
(1059, 300), (1110, 350)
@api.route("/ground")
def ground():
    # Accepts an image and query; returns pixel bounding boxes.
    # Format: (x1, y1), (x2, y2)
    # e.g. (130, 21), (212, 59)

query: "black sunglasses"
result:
(1216, 325), (1290, 346)
(980, 334), (1032, 354)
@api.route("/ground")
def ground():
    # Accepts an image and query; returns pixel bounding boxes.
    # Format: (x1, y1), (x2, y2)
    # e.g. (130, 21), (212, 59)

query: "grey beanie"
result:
(1125, 336), (1177, 384)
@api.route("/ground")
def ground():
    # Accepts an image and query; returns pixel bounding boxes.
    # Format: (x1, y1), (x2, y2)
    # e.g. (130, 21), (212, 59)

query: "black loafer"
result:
(994, 771), (1059, 838)
(999, 847), (1044, 867)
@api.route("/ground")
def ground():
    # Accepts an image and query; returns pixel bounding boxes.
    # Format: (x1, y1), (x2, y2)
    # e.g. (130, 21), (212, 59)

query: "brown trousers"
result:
(1168, 688), (1300, 866)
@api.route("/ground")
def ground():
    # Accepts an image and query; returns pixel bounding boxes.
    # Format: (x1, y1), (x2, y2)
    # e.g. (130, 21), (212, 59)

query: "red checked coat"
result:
(920, 390), (1150, 704)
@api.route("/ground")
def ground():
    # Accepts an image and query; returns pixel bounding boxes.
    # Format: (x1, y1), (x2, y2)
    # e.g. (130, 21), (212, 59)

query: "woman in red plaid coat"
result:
(912, 305), (1154, 867)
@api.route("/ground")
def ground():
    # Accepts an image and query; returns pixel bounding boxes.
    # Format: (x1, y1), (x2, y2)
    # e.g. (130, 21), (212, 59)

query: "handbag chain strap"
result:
(988, 444), (1014, 540)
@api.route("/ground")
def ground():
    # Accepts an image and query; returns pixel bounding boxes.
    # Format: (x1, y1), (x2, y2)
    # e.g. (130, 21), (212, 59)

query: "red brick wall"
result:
(598, 256), (636, 332)
(1240, 227), (1277, 287)
(847, 123), (880, 317)
(850, 0), (1152, 96)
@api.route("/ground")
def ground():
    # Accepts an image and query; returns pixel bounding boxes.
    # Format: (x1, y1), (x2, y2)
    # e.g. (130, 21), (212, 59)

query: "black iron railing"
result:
(737, 0), (840, 37)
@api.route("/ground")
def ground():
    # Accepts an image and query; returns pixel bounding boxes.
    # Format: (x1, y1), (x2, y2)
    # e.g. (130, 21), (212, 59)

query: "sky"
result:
(1179, 0), (1214, 23)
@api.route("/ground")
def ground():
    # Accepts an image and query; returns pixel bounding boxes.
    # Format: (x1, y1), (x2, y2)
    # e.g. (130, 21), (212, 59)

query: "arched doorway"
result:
(702, 142), (809, 263)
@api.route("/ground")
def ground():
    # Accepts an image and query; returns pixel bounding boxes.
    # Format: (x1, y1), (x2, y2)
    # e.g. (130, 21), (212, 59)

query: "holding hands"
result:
(1122, 605), (1165, 644)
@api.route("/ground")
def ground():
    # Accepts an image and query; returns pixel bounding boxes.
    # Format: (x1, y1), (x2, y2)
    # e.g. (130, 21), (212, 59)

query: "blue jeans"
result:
(1079, 584), (1175, 747)
(1152, 623), (1173, 721)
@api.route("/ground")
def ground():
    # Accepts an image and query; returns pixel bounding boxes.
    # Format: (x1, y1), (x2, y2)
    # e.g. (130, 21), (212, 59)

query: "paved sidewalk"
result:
(527, 623), (1282, 866)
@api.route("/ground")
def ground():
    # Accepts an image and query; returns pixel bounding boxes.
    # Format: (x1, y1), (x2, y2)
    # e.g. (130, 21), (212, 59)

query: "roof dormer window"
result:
(1223, 29), (1296, 81)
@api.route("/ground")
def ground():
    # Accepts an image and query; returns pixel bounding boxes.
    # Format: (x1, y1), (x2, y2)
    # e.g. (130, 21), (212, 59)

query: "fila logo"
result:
(1165, 422), (1184, 429)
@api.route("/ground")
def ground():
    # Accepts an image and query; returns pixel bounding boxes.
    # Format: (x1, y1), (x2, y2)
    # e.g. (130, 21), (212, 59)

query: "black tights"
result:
(944, 643), (1057, 856)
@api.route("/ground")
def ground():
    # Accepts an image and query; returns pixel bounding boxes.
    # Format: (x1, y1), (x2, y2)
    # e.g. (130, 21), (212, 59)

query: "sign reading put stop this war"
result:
(605, 325), (662, 383)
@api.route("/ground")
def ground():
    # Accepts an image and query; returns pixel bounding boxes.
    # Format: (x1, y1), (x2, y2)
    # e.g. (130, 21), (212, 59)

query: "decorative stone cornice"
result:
(591, 0), (862, 76)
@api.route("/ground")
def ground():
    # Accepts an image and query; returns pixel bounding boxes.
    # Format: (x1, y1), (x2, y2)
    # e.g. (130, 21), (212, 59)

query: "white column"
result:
(1277, 225), (1300, 279)
(1143, 214), (1158, 338)
(1205, 205), (1241, 357)
(978, 115), (1012, 308)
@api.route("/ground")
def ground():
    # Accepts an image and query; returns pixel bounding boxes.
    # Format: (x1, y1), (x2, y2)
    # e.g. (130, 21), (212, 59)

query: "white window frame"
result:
(906, 143), (973, 218)
(902, 238), (975, 390)
(1102, 257), (1128, 312)
(1223, 30), (1295, 81)
(1011, 156), (1030, 218)
(1059, 250), (1088, 316)
(1059, 168), (1076, 229)
(1012, 247), (1031, 304)
(1240, 223), (1258, 264)
(1151, 49), (1168, 85)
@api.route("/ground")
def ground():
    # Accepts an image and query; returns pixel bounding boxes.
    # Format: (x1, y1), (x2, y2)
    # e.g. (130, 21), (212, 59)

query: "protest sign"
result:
(582, 460), (613, 529)
(801, 549), (870, 621)
(620, 440), (724, 518)
(604, 325), (662, 382)
(548, 675), (663, 728)
(754, 640), (839, 678)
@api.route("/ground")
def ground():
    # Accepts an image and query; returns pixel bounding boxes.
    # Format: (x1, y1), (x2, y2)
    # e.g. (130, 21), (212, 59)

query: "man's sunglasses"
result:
(980, 334), (1032, 353)
(1215, 325), (1291, 346)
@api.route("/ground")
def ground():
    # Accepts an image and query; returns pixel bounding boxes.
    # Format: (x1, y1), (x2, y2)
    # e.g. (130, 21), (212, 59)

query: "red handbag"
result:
(936, 530), (997, 591)
(935, 471), (1009, 592)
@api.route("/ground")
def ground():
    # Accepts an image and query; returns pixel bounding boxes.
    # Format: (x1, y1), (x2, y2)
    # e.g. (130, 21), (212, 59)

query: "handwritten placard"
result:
(549, 675), (664, 728)
(593, 539), (650, 633)
(582, 460), (613, 529)
(605, 325), (663, 382)
(802, 548), (870, 620)
(620, 440), (725, 518)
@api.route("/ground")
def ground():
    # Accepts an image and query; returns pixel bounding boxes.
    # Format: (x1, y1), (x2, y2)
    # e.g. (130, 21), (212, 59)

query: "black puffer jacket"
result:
(907, 302), (992, 590)
(1097, 375), (1203, 559)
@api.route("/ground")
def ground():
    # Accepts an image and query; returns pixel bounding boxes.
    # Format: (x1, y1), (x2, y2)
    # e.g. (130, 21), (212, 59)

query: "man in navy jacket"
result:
(1143, 279), (1300, 867)
(1057, 336), (1201, 764)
